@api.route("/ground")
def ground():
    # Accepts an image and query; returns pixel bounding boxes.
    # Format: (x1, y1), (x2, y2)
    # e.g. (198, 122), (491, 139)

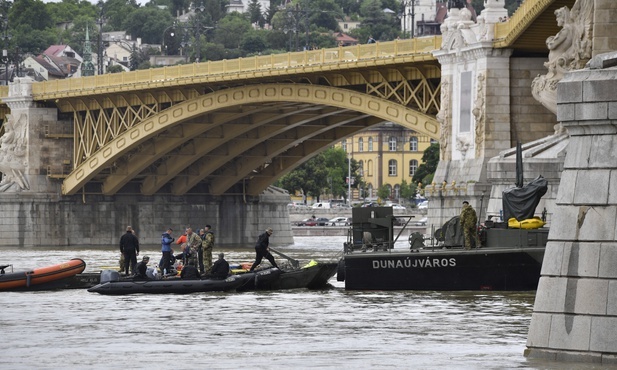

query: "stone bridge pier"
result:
(525, 57), (617, 364)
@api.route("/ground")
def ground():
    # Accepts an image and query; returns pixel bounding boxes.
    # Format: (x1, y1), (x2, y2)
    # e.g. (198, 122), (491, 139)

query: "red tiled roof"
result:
(43, 45), (68, 57)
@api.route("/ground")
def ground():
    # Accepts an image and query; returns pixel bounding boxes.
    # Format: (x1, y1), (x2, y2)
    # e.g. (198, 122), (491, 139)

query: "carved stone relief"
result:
(0, 113), (29, 192)
(473, 73), (486, 158)
(437, 79), (451, 161)
(532, 0), (594, 114)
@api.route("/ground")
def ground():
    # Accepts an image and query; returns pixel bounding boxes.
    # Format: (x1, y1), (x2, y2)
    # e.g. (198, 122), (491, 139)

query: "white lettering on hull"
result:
(371, 257), (456, 269)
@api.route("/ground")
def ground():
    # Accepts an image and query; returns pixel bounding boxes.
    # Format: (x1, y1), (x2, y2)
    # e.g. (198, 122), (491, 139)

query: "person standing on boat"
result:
(120, 226), (140, 275)
(460, 201), (479, 250)
(185, 228), (201, 267)
(201, 224), (215, 275)
(160, 228), (175, 275)
(249, 228), (278, 271)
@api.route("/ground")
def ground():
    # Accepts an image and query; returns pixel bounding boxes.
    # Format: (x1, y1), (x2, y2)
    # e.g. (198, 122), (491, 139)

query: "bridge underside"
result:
(62, 84), (439, 196)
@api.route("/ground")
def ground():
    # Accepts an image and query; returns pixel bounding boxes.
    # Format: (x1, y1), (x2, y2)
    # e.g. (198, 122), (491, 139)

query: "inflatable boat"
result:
(87, 270), (255, 295)
(0, 258), (87, 291)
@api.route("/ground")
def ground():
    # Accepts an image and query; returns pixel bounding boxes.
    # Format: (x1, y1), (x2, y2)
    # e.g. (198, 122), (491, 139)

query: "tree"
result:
(241, 31), (267, 54)
(377, 185), (391, 201)
(107, 64), (124, 73)
(247, 0), (263, 26)
(276, 147), (359, 203)
(399, 179), (416, 203)
(213, 13), (251, 50)
(412, 143), (439, 185)
(122, 7), (174, 44)
(103, 0), (139, 31)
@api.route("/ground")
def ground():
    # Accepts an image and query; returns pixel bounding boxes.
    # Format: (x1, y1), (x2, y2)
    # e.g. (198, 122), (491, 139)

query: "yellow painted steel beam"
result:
(209, 115), (379, 195)
(62, 84), (439, 195)
(170, 109), (348, 195)
(140, 105), (322, 195)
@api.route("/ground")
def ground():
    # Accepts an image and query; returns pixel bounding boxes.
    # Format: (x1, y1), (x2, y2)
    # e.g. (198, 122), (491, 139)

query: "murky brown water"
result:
(0, 236), (612, 369)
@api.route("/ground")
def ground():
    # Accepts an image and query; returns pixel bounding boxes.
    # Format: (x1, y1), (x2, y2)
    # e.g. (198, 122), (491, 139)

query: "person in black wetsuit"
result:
(206, 253), (230, 280)
(180, 261), (200, 280)
(134, 255), (150, 279)
(249, 228), (278, 271)
(119, 226), (140, 275)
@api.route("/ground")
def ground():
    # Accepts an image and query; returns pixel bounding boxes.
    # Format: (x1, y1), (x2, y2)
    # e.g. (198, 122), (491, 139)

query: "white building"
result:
(401, 0), (439, 38)
(226, 0), (270, 15)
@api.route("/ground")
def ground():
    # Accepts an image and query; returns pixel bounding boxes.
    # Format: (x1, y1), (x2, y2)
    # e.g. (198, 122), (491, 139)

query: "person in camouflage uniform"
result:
(460, 201), (479, 250)
(184, 228), (201, 267)
(201, 224), (215, 274)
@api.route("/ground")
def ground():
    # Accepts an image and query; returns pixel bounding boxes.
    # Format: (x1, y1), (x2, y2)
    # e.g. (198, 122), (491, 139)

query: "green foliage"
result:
(399, 179), (416, 201)
(276, 147), (360, 202)
(377, 184), (391, 201)
(103, 0), (139, 31)
(107, 64), (124, 73)
(247, 0), (263, 26)
(412, 143), (439, 185)
(122, 7), (174, 44)
(241, 31), (267, 54)
(213, 13), (251, 50)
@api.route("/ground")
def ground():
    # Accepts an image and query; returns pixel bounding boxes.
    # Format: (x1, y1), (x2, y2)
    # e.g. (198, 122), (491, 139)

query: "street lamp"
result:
(348, 154), (352, 206)
(96, 1), (105, 75)
(402, 0), (418, 39)
(188, 2), (215, 62)
(0, 14), (11, 85)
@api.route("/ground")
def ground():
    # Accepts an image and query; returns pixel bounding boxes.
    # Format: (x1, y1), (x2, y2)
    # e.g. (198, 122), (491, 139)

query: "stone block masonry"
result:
(525, 59), (617, 364)
(0, 191), (293, 248)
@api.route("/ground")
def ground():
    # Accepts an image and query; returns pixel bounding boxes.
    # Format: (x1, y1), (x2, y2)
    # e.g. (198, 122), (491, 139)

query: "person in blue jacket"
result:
(160, 228), (174, 274)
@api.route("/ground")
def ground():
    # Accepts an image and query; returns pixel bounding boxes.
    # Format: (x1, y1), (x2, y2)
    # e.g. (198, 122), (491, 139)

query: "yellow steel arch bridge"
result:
(0, 0), (573, 197)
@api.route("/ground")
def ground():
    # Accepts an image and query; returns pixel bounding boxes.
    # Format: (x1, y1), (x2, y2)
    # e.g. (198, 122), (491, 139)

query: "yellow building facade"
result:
(340, 123), (435, 202)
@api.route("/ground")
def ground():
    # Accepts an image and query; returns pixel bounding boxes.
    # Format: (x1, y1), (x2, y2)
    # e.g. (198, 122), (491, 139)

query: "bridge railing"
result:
(30, 36), (441, 96)
(493, 0), (546, 47)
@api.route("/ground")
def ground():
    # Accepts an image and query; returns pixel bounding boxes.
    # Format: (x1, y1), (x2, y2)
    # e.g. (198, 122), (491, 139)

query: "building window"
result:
(389, 137), (397, 151)
(359, 160), (364, 177)
(388, 159), (397, 176)
(341, 140), (347, 152)
(368, 137), (373, 152)
(367, 160), (372, 177)
(358, 137), (364, 152)
(409, 136), (418, 151)
(409, 160), (418, 177)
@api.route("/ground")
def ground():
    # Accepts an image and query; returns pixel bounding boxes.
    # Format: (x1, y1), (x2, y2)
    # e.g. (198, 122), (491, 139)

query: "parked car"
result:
(361, 202), (379, 207)
(329, 217), (352, 226)
(303, 217), (330, 226)
(414, 217), (428, 226)
(287, 202), (309, 209)
(295, 218), (314, 226)
(418, 201), (429, 210)
(389, 203), (407, 210)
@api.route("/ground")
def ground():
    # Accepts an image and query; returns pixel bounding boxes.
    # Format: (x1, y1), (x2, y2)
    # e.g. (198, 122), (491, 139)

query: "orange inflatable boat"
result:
(0, 258), (86, 291)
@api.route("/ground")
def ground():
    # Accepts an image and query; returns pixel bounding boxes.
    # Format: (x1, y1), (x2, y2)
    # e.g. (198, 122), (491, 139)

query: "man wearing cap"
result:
(201, 224), (215, 274)
(119, 226), (140, 275)
(134, 255), (150, 279)
(249, 228), (278, 271)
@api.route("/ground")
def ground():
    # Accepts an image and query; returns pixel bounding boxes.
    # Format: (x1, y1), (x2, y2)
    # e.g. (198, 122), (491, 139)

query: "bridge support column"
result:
(525, 57), (617, 364)
(0, 77), (68, 194)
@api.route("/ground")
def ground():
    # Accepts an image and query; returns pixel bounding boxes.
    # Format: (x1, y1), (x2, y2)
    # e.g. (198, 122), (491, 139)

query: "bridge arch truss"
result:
(62, 83), (440, 196)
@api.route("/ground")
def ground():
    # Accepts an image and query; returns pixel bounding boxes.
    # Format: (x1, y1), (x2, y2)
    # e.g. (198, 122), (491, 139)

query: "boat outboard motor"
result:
(100, 270), (121, 283)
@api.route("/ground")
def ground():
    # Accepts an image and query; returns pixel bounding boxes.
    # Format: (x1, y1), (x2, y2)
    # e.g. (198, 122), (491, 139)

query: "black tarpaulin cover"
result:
(502, 176), (548, 222)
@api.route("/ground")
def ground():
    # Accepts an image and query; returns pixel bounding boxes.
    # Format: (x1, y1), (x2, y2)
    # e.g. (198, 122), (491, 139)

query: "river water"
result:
(0, 236), (611, 369)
